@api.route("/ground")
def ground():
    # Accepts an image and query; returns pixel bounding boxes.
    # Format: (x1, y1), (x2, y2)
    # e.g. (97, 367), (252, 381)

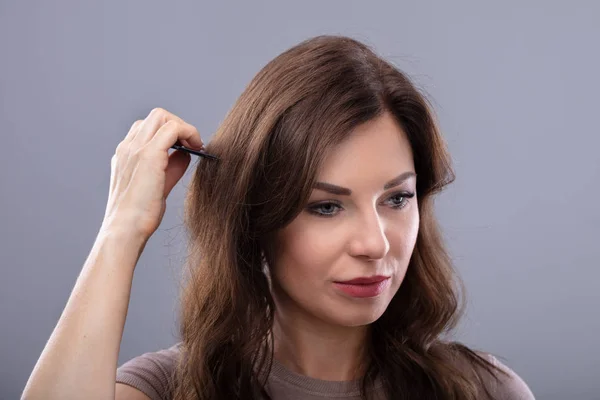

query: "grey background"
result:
(1, 1), (598, 399)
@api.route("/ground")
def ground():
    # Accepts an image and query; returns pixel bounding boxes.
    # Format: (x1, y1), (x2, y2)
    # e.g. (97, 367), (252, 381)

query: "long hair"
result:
(172, 35), (507, 400)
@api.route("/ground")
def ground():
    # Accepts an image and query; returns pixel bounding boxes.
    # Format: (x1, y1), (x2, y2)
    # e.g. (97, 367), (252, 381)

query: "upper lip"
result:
(335, 275), (390, 285)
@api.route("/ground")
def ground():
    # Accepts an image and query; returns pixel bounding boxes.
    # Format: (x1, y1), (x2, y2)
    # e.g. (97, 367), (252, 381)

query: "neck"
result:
(272, 306), (370, 382)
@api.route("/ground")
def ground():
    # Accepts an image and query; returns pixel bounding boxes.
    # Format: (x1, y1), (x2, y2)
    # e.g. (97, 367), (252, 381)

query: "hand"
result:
(101, 107), (205, 240)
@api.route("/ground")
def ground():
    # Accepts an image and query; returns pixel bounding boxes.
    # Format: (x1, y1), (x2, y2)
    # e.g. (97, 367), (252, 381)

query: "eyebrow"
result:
(313, 171), (416, 196)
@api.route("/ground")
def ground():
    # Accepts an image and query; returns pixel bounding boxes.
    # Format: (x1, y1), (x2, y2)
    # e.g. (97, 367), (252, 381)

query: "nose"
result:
(347, 210), (390, 260)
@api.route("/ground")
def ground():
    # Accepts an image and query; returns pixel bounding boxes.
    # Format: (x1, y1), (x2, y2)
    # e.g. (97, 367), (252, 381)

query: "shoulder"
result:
(116, 342), (183, 400)
(476, 352), (536, 400)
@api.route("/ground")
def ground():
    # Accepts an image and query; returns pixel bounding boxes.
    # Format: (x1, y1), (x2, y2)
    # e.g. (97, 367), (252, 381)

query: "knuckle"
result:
(158, 119), (179, 135)
(115, 141), (127, 155)
(162, 119), (176, 127)
(149, 107), (168, 121)
(130, 147), (143, 159)
(111, 153), (120, 169)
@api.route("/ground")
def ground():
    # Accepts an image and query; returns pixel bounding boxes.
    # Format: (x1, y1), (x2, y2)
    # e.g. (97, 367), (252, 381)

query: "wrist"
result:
(96, 223), (149, 252)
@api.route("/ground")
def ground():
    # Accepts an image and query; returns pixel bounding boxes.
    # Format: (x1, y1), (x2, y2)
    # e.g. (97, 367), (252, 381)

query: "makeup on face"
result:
(332, 276), (391, 298)
(313, 172), (416, 196)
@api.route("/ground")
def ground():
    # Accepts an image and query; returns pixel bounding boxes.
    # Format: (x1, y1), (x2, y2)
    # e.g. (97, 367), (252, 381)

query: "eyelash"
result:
(307, 191), (416, 218)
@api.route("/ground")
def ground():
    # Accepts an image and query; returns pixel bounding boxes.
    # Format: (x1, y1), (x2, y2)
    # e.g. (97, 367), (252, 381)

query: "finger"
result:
(124, 120), (143, 144)
(115, 119), (143, 158)
(109, 154), (117, 196)
(148, 119), (204, 152)
(110, 120), (140, 194)
(133, 107), (186, 147)
(111, 119), (144, 195)
(164, 150), (191, 198)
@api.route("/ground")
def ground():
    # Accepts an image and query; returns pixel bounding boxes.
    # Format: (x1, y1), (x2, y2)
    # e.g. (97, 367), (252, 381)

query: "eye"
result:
(307, 202), (343, 217)
(306, 191), (415, 218)
(385, 191), (415, 209)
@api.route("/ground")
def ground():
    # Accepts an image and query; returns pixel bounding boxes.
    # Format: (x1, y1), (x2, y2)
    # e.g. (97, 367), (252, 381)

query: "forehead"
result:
(317, 113), (415, 181)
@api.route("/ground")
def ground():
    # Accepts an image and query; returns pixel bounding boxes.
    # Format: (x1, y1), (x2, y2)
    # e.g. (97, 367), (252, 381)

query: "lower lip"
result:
(333, 278), (390, 298)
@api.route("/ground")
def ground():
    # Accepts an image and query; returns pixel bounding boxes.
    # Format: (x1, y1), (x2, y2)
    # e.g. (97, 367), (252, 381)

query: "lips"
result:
(333, 276), (391, 298)
(335, 276), (389, 285)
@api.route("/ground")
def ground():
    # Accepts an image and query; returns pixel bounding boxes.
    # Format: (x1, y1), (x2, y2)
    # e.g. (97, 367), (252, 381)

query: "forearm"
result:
(22, 228), (148, 400)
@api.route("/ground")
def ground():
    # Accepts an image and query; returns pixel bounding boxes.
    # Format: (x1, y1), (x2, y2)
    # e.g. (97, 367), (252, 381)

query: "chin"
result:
(324, 284), (399, 327)
(326, 300), (391, 328)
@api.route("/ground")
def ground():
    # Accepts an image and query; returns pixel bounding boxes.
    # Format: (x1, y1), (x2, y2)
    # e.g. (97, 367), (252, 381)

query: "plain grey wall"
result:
(1, 1), (598, 399)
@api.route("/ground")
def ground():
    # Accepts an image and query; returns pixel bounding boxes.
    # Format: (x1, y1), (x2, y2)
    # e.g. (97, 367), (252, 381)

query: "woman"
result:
(23, 35), (534, 400)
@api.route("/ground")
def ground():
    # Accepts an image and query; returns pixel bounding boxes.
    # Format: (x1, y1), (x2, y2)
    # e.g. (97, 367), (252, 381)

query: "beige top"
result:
(116, 343), (535, 399)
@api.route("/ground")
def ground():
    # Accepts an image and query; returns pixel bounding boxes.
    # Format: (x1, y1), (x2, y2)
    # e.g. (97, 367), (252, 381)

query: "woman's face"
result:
(270, 111), (419, 328)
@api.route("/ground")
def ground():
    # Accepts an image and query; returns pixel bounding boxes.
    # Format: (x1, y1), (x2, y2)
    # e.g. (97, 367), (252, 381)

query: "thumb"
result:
(164, 150), (191, 197)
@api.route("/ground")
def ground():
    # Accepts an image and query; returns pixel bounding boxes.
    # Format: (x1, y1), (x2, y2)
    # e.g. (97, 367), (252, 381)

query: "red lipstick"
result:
(333, 276), (390, 298)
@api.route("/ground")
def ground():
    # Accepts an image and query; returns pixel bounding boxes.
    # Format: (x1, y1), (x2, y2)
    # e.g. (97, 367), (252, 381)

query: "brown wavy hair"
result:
(171, 35), (507, 400)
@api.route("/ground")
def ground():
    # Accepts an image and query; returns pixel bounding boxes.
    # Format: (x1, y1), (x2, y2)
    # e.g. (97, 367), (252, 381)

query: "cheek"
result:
(270, 219), (351, 304)
(273, 225), (342, 284)
(405, 211), (420, 250)
(387, 208), (420, 255)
